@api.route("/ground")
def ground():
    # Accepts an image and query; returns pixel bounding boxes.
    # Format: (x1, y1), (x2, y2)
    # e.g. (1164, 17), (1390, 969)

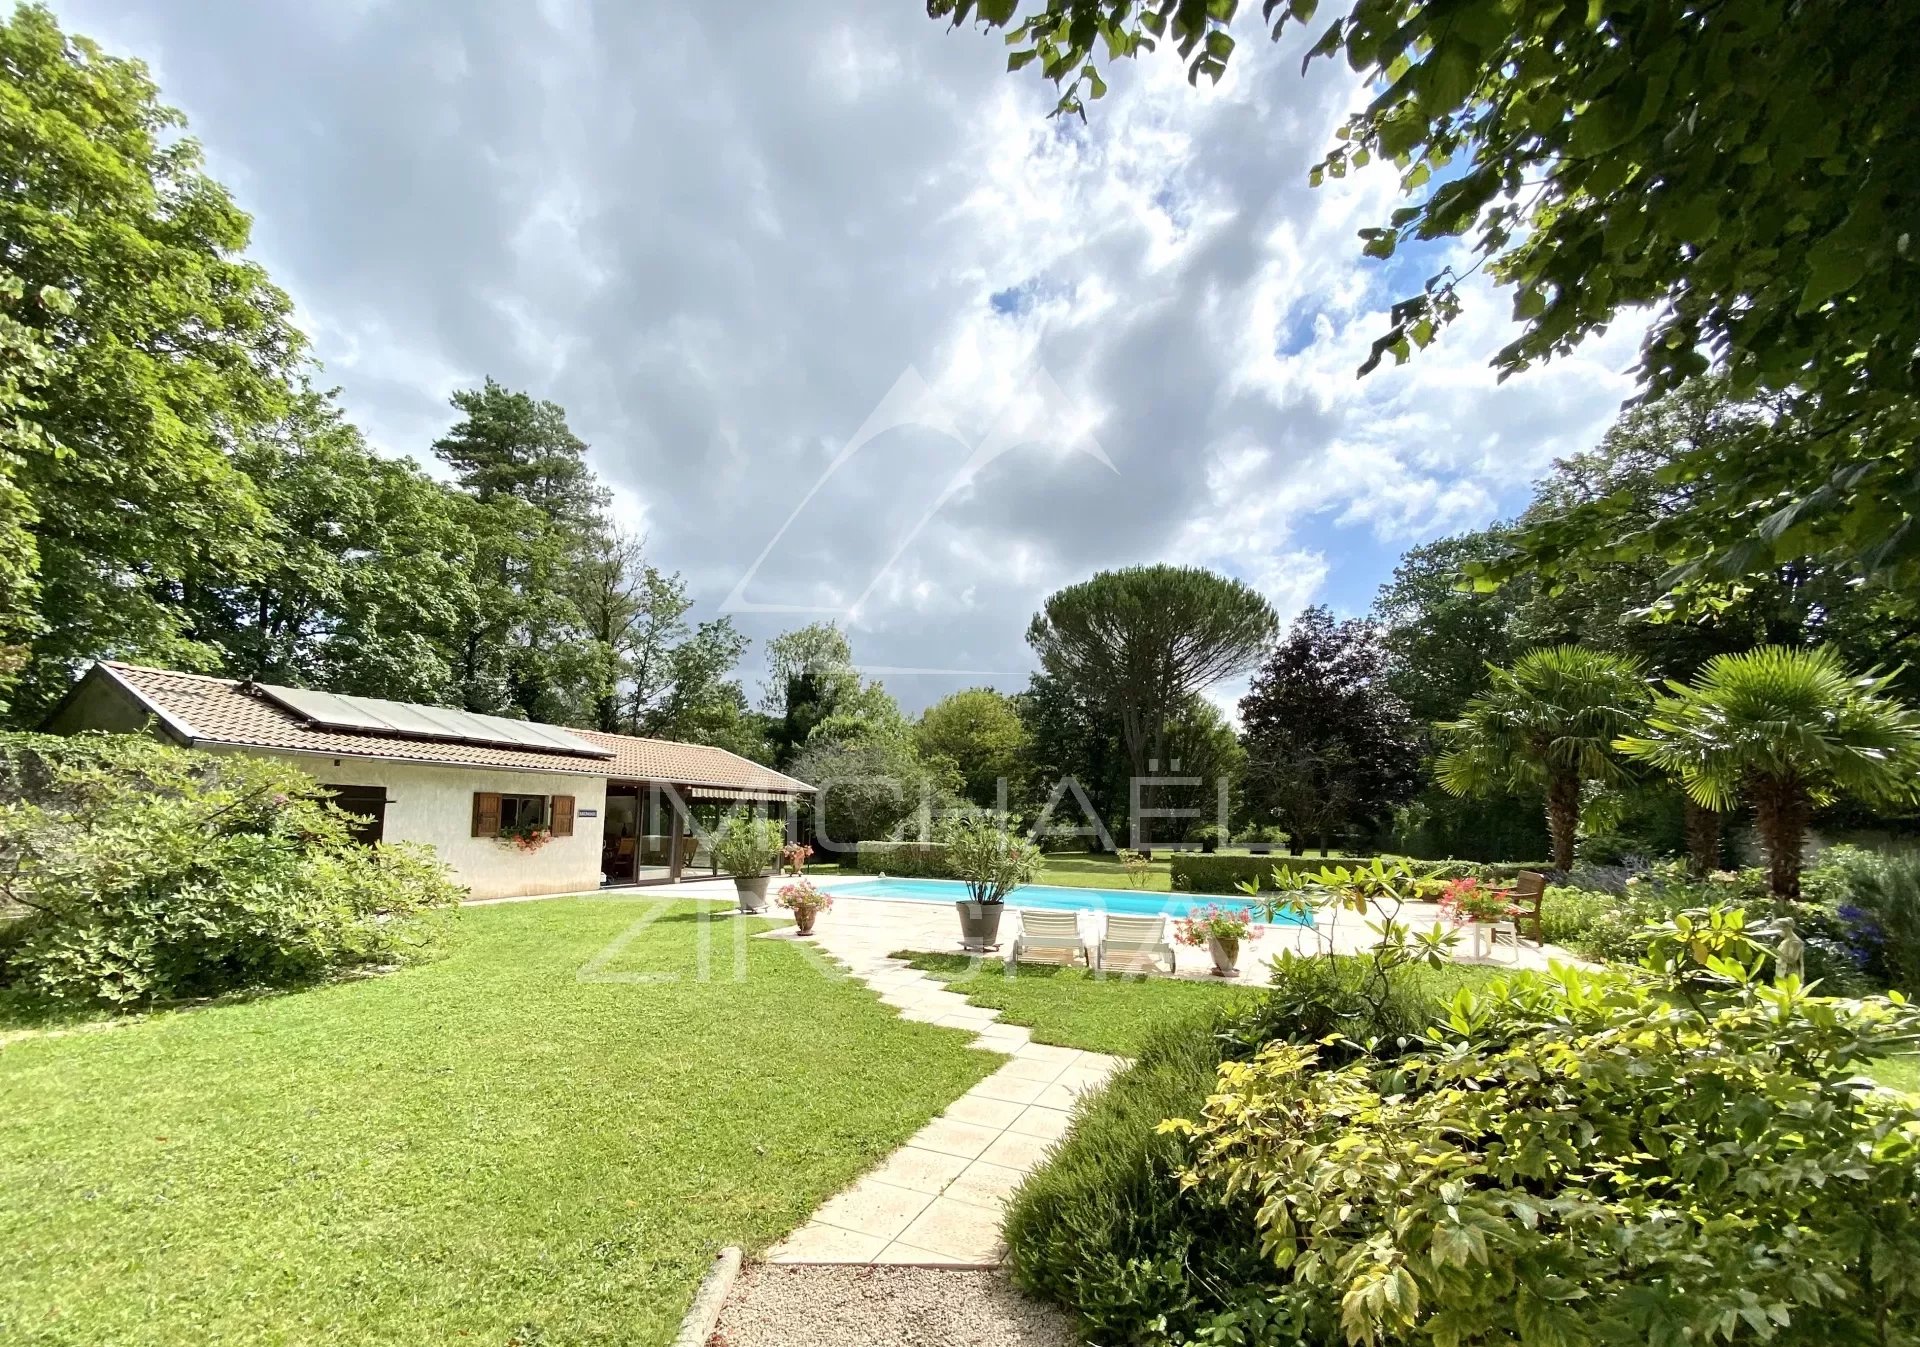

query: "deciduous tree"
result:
(2, 4), (305, 720)
(1240, 606), (1420, 855)
(916, 688), (1030, 807)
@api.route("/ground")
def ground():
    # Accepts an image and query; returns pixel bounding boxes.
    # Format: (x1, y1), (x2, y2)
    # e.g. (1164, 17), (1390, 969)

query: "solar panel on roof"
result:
(250, 683), (614, 759)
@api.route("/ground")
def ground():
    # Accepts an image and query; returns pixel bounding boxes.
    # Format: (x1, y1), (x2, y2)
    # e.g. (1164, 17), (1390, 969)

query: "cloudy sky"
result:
(55, 0), (1645, 713)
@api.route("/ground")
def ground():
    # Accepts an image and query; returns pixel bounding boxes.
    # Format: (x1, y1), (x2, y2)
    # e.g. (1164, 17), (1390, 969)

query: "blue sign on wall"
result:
(578, 808), (598, 819)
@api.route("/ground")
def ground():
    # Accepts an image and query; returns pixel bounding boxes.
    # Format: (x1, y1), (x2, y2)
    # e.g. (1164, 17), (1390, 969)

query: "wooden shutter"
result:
(471, 791), (502, 837)
(550, 795), (575, 837)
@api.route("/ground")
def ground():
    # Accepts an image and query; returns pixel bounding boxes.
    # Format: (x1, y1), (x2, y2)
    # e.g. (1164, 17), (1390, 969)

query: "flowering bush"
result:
(1435, 875), (1516, 925)
(1174, 904), (1259, 948)
(779, 841), (813, 875)
(1117, 848), (1153, 888)
(497, 818), (551, 852)
(776, 878), (832, 919)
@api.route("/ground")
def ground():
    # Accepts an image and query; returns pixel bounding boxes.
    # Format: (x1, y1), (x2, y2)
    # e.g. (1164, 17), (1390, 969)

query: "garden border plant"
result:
(0, 732), (462, 1011)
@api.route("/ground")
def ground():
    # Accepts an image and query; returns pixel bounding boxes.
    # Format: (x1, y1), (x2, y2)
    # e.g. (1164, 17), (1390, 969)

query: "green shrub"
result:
(1005, 960), (1474, 1343)
(0, 733), (461, 1009)
(1829, 849), (1920, 995)
(1540, 884), (1623, 951)
(1166, 961), (1920, 1346)
(847, 840), (952, 877)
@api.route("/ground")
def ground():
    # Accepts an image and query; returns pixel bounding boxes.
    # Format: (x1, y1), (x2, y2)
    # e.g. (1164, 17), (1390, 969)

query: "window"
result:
(323, 784), (388, 845)
(471, 792), (575, 838)
(498, 795), (547, 832)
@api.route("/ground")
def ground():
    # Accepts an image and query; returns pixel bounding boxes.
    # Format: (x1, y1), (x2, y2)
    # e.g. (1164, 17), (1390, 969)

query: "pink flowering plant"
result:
(776, 878), (832, 919)
(1174, 904), (1259, 948)
(780, 841), (813, 875)
(1435, 876), (1517, 926)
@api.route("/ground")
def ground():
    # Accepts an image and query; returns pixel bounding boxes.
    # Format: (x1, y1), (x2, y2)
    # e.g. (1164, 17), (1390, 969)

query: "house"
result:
(48, 662), (813, 900)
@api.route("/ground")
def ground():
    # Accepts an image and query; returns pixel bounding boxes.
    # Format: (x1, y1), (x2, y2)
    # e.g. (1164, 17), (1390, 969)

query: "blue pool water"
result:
(827, 877), (1312, 926)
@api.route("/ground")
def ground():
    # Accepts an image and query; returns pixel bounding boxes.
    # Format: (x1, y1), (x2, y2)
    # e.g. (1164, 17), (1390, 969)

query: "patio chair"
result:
(1010, 909), (1091, 967)
(1502, 870), (1547, 949)
(1095, 913), (1176, 975)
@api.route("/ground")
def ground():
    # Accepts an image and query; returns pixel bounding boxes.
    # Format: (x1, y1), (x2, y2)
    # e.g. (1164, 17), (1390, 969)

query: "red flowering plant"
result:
(1435, 876), (1517, 926)
(1174, 904), (1260, 948)
(497, 818), (551, 853)
(780, 841), (813, 875)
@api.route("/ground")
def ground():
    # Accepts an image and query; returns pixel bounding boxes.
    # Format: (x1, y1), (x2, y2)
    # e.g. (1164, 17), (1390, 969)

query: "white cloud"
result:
(50, 0), (1649, 709)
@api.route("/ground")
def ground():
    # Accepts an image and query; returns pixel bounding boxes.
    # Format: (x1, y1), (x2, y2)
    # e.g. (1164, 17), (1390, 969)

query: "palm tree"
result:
(1435, 646), (1650, 871)
(1616, 646), (1920, 899)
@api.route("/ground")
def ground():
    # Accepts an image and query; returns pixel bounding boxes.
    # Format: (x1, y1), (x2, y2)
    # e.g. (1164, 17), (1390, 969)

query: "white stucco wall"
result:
(246, 751), (608, 901)
(50, 669), (609, 900)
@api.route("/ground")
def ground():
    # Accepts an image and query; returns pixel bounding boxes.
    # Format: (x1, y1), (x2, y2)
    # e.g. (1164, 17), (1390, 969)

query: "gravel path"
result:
(711, 1265), (1075, 1347)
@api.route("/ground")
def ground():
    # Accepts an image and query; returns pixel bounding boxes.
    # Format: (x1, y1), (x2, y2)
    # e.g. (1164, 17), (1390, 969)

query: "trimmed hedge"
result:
(1170, 853), (1557, 894)
(1171, 854), (1376, 893)
(846, 841), (952, 877)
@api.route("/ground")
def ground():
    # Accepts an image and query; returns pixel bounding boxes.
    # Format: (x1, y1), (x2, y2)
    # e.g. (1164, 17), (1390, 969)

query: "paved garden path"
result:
(753, 905), (1124, 1265)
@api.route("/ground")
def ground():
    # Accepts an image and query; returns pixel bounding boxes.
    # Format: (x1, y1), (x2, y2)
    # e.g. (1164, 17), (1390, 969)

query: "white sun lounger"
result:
(1010, 909), (1092, 967)
(1095, 912), (1176, 975)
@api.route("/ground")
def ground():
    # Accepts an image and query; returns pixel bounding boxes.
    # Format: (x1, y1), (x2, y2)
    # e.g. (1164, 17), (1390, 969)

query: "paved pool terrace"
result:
(805, 874), (1577, 982)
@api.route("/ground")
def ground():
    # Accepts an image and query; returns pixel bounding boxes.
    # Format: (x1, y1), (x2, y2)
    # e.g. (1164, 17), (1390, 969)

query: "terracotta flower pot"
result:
(794, 909), (817, 936)
(1207, 934), (1241, 977)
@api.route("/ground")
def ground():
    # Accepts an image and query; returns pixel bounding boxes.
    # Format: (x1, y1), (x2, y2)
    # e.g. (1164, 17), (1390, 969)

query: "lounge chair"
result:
(1010, 909), (1091, 967)
(1095, 913), (1176, 975)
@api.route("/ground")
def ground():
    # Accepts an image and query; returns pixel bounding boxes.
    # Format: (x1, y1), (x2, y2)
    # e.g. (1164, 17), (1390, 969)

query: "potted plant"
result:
(939, 811), (1042, 952)
(1436, 876), (1518, 956)
(780, 841), (813, 875)
(711, 812), (786, 912)
(1174, 903), (1260, 977)
(776, 878), (832, 936)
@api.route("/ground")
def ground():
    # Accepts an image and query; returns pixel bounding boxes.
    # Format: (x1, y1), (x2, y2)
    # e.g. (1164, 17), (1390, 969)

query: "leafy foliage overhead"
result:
(935, 0), (1920, 594)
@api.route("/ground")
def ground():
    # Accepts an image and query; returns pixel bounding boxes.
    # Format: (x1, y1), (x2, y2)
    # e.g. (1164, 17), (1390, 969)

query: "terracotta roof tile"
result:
(98, 663), (812, 795)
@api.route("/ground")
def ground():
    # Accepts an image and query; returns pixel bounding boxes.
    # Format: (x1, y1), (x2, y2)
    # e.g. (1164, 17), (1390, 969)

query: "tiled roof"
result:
(95, 663), (813, 795)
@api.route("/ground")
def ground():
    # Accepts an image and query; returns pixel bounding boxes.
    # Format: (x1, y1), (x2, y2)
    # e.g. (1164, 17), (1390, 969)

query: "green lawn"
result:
(1032, 851), (1174, 892)
(1873, 1055), (1920, 1093)
(897, 951), (1253, 1055)
(0, 897), (996, 1347)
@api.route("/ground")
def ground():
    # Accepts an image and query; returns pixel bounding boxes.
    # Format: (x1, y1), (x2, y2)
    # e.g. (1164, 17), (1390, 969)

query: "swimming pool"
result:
(824, 877), (1312, 926)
